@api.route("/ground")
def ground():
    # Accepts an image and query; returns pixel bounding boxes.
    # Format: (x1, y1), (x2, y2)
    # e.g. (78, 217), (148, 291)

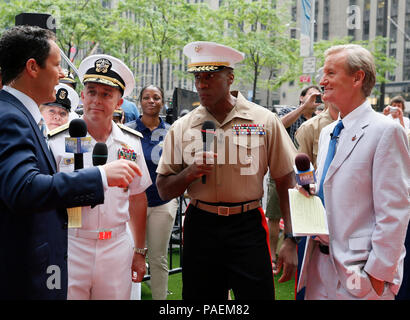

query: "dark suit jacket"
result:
(0, 90), (105, 300)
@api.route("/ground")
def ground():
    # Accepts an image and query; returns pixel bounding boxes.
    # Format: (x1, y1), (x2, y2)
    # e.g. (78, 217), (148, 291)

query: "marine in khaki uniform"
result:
(49, 54), (151, 300)
(295, 102), (339, 169)
(156, 41), (298, 300)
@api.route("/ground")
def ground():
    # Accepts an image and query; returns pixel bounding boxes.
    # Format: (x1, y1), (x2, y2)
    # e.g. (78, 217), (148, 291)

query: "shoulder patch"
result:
(117, 123), (143, 138)
(48, 122), (69, 138)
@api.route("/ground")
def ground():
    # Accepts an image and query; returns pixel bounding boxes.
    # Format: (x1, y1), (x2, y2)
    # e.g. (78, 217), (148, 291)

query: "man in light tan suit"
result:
(298, 44), (410, 300)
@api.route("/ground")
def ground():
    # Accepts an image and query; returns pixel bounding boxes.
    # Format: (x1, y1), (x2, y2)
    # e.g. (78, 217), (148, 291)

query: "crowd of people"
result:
(0, 25), (409, 301)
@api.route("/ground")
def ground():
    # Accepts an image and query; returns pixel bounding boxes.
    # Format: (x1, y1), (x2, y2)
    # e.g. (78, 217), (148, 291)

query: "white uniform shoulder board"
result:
(48, 122), (69, 138)
(117, 123), (143, 138)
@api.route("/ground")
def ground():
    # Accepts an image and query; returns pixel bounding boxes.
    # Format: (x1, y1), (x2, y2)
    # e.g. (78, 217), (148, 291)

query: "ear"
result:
(117, 97), (124, 109)
(353, 70), (365, 87)
(80, 90), (85, 100)
(227, 71), (234, 85)
(25, 58), (39, 78)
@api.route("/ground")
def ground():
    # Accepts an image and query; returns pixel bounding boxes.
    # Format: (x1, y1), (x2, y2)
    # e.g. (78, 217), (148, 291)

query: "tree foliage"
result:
(0, 0), (396, 103)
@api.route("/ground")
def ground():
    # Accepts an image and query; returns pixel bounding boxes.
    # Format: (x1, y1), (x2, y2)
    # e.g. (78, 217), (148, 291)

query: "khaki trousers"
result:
(146, 199), (178, 300)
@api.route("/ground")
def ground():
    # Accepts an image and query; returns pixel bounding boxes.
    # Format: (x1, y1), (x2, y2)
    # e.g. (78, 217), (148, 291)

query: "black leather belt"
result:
(319, 243), (329, 255)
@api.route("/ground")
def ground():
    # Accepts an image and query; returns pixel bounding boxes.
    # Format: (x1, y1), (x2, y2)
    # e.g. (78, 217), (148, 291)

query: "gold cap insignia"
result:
(58, 88), (68, 100)
(194, 45), (201, 53)
(95, 58), (112, 74)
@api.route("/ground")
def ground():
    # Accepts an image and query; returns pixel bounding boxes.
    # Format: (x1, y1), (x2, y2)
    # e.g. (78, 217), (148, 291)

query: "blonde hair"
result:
(325, 44), (376, 97)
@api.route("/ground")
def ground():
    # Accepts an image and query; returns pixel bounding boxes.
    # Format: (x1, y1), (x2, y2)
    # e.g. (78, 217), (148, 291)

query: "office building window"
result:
(363, 0), (371, 40)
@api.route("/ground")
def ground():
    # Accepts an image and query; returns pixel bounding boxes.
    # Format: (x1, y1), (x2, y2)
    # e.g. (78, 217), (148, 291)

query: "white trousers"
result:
(67, 231), (133, 300)
(305, 245), (395, 300)
(146, 199), (178, 300)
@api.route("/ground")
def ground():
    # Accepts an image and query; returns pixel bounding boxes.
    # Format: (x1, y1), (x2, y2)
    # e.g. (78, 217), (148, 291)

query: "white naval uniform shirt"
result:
(48, 120), (152, 230)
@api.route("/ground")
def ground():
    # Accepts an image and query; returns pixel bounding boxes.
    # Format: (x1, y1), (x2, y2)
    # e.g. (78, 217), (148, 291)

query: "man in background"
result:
(40, 83), (79, 131)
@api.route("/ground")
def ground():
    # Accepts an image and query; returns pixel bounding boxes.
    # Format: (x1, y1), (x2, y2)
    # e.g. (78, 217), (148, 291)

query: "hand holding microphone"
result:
(201, 120), (216, 184)
(103, 160), (142, 188)
(92, 141), (142, 189)
(294, 153), (316, 196)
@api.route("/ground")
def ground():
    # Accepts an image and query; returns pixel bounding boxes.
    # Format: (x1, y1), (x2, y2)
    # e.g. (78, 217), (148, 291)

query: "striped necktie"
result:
(317, 120), (344, 206)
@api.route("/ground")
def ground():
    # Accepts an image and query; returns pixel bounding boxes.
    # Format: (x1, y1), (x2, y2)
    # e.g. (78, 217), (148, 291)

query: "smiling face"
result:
(140, 86), (163, 117)
(35, 40), (65, 105)
(82, 82), (123, 123)
(320, 51), (366, 116)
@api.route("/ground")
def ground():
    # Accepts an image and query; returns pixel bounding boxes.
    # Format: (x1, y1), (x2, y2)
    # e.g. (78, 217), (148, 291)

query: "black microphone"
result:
(295, 153), (316, 194)
(92, 142), (108, 166)
(201, 120), (216, 184)
(69, 119), (87, 170)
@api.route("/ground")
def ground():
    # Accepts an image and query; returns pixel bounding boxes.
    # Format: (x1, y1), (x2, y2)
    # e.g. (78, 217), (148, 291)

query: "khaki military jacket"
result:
(157, 91), (297, 203)
(295, 108), (335, 169)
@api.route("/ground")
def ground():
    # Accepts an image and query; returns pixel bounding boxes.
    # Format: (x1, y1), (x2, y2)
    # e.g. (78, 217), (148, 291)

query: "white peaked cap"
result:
(183, 41), (245, 73)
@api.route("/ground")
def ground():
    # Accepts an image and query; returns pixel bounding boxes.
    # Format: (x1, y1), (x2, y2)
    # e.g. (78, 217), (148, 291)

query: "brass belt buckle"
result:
(217, 206), (230, 216)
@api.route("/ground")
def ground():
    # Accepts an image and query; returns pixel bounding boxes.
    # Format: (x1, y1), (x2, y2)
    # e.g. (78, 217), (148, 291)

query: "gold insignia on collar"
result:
(95, 58), (112, 74)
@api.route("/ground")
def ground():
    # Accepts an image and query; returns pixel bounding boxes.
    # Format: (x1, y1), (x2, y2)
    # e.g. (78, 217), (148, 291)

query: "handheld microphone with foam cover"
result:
(295, 153), (316, 194)
(69, 119), (88, 170)
(201, 120), (216, 184)
(92, 142), (108, 166)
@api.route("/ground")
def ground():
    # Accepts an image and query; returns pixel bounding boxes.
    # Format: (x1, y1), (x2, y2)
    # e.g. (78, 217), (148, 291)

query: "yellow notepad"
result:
(67, 207), (82, 228)
(288, 189), (329, 236)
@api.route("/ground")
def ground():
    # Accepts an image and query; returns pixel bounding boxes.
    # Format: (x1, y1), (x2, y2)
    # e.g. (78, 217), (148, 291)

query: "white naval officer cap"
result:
(78, 54), (135, 97)
(183, 41), (245, 73)
(44, 83), (79, 112)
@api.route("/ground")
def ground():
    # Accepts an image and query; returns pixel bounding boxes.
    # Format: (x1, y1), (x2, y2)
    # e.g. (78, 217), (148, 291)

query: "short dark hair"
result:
(0, 25), (55, 85)
(390, 95), (406, 111)
(139, 85), (165, 103)
(300, 85), (320, 98)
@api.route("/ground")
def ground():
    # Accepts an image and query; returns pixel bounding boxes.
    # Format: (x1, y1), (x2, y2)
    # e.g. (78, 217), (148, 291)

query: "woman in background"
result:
(128, 85), (177, 300)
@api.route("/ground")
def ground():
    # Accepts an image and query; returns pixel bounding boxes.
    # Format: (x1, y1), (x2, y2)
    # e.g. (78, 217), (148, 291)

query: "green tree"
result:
(0, 0), (116, 74)
(115, 0), (216, 90)
(218, 0), (299, 104)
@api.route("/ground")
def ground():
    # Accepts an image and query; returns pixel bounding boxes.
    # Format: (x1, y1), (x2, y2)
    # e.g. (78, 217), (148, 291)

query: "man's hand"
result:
(382, 105), (391, 116)
(275, 238), (298, 283)
(367, 272), (385, 296)
(301, 91), (322, 113)
(131, 252), (146, 282)
(295, 183), (316, 198)
(103, 159), (142, 188)
(186, 151), (217, 181)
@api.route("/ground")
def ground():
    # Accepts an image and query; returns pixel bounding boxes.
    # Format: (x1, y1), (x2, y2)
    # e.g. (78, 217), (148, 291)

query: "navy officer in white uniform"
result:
(49, 54), (151, 300)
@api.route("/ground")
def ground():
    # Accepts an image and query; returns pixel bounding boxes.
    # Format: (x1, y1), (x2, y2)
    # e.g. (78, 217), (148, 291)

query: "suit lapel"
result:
(0, 91), (57, 173)
(324, 120), (368, 183)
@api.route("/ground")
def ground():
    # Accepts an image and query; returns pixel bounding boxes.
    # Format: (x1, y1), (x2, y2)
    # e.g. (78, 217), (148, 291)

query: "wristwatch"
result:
(134, 247), (148, 256)
(284, 233), (302, 244)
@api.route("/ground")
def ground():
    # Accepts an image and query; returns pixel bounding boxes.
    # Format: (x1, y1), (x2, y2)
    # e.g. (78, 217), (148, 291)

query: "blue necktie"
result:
(317, 120), (344, 206)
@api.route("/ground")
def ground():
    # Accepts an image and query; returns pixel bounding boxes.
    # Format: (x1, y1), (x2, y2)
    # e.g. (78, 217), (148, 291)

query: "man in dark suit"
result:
(0, 26), (141, 300)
